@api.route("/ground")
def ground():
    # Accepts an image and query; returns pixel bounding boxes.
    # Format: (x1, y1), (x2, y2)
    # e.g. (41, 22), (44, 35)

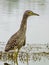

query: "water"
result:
(0, 43), (49, 65)
(0, 0), (49, 43)
(0, 0), (49, 65)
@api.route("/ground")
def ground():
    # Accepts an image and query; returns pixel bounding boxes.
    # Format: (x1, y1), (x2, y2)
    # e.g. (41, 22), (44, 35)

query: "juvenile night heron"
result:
(5, 10), (39, 52)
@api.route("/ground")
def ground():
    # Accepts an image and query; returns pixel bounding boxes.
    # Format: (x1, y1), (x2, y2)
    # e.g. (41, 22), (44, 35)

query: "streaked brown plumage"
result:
(5, 10), (39, 52)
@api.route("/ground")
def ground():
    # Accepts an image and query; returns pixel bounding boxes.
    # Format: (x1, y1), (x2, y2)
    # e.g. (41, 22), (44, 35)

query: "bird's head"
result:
(24, 10), (39, 18)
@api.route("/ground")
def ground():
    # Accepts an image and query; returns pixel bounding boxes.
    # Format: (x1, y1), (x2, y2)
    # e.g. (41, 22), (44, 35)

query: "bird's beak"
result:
(32, 12), (39, 16)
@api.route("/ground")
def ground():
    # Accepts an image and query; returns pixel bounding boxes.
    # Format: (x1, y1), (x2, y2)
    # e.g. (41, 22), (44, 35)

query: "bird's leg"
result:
(15, 50), (19, 65)
(13, 46), (19, 65)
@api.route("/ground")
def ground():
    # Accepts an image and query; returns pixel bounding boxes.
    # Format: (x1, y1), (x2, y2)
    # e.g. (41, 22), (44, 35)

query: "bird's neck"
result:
(20, 15), (28, 33)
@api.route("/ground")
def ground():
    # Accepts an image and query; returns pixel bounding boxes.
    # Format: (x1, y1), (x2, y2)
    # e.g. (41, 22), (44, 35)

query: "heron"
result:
(5, 10), (39, 64)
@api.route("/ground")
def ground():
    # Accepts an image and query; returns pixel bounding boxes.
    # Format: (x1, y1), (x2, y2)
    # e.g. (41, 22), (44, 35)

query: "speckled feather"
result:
(5, 10), (39, 52)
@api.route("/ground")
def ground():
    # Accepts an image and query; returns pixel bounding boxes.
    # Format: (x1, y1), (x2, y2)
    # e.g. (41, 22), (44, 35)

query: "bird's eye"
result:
(28, 12), (30, 13)
(28, 11), (33, 14)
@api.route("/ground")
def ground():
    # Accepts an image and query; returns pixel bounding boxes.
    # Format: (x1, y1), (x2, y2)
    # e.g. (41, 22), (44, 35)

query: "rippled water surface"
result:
(0, 43), (49, 65)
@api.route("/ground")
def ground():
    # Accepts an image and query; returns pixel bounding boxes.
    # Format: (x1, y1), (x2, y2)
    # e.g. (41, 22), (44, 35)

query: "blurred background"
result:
(0, 0), (49, 44)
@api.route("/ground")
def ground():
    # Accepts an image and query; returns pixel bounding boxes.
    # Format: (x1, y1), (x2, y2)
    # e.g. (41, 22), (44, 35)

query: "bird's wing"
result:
(5, 32), (20, 51)
(5, 38), (18, 51)
(5, 30), (26, 51)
